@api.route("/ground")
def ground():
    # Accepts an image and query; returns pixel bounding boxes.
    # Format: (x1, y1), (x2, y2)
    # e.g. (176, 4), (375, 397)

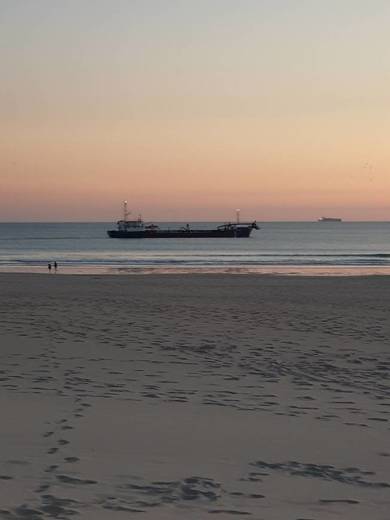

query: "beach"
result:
(0, 273), (389, 519)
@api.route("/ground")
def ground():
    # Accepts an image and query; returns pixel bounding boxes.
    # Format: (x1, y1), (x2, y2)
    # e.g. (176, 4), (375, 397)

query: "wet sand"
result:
(0, 273), (389, 519)
(2, 265), (390, 276)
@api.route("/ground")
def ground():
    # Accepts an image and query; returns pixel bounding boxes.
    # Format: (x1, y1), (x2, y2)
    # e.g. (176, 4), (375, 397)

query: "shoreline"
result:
(2, 265), (390, 276)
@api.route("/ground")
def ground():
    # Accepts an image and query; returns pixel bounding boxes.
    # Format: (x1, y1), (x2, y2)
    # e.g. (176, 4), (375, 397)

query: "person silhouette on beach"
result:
(48, 263), (52, 273)
(54, 261), (58, 272)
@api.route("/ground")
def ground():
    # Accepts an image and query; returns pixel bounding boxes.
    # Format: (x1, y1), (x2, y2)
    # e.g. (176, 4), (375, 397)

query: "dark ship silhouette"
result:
(107, 202), (259, 239)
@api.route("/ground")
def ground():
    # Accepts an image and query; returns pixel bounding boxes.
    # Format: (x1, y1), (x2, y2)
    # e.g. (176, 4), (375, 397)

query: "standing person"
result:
(48, 263), (52, 273)
(54, 261), (58, 272)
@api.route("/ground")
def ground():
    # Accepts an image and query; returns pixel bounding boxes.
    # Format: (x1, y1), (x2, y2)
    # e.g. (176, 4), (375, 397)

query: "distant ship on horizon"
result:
(318, 217), (342, 222)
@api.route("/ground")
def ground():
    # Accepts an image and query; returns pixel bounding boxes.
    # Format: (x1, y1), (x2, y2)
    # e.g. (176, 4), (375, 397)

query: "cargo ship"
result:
(318, 217), (342, 222)
(107, 202), (259, 239)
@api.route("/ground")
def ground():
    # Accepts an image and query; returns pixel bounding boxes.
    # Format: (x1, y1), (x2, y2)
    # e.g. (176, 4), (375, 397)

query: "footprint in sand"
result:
(64, 457), (80, 463)
(56, 475), (97, 485)
(319, 499), (360, 504)
(44, 465), (58, 473)
(47, 448), (58, 455)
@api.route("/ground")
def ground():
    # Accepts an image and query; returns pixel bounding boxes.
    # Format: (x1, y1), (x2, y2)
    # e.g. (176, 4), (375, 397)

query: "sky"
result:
(1, 0), (389, 221)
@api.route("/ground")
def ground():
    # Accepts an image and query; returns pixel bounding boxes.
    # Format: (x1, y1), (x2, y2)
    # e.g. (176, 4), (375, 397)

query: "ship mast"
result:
(123, 200), (130, 222)
(236, 208), (240, 224)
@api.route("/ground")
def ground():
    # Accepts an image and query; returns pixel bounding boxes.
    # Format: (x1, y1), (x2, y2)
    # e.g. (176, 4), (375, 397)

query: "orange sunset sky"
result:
(1, 0), (390, 221)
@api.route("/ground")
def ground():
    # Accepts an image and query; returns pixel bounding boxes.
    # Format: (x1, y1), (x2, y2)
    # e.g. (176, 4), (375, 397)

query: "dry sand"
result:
(0, 273), (389, 519)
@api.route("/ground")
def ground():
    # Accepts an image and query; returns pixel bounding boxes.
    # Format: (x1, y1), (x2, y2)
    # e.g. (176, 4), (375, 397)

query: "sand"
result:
(0, 273), (389, 519)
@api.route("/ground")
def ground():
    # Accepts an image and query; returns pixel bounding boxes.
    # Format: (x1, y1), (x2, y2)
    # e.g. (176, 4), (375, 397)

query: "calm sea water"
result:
(1, 221), (390, 274)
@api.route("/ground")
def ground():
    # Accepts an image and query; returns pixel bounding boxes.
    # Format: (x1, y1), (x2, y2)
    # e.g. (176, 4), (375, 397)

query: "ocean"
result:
(1, 221), (390, 274)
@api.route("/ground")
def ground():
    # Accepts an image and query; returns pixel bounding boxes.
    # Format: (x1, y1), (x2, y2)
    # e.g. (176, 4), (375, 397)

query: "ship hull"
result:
(107, 228), (254, 238)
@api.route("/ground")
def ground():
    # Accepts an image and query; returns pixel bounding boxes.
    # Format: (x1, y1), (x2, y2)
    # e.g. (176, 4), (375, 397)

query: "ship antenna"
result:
(236, 208), (240, 224)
